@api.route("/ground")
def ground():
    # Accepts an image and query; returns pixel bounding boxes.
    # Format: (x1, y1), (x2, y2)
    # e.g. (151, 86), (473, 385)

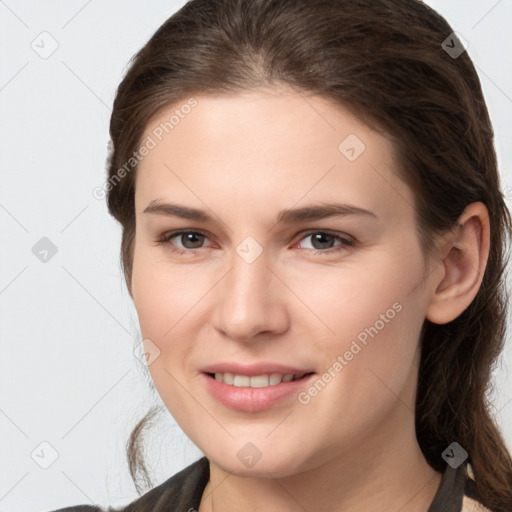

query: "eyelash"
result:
(155, 229), (355, 256)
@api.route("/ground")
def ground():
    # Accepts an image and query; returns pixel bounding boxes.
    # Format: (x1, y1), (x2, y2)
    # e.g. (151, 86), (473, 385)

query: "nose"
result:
(212, 246), (289, 342)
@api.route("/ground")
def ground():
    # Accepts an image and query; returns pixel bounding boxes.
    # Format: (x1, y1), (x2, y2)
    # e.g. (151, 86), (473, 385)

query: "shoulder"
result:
(461, 495), (494, 512)
(429, 460), (501, 512)
(118, 456), (210, 511)
(48, 457), (210, 512)
(461, 463), (497, 512)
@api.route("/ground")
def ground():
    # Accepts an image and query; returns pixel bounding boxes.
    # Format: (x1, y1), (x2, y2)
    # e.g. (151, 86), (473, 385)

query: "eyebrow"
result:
(142, 201), (378, 224)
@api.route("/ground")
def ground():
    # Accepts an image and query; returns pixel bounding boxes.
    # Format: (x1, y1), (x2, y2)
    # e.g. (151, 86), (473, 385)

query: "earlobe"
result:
(425, 202), (490, 325)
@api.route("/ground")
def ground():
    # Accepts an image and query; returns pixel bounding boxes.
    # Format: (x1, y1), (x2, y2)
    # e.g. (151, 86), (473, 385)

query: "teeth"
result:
(213, 372), (306, 387)
(233, 375), (250, 387)
(269, 373), (283, 385)
(250, 375), (269, 387)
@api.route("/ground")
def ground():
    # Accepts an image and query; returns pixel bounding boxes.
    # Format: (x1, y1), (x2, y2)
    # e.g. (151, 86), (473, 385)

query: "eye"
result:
(295, 231), (354, 254)
(156, 230), (214, 253)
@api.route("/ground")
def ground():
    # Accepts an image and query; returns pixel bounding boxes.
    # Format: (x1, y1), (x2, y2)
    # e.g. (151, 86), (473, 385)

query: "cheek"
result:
(131, 245), (211, 339)
(131, 249), (207, 421)
(289, 246), (426, 412)
(130, 245), (221, 412)
(287, 246), (424, 350)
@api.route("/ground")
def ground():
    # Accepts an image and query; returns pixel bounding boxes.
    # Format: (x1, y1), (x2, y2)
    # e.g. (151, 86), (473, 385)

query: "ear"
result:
(425, 202), (490, 325)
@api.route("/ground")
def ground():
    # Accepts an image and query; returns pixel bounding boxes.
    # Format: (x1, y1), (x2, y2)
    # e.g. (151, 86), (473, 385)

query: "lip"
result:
(200, 362), (313, 376)
(201, 370), (316, 413)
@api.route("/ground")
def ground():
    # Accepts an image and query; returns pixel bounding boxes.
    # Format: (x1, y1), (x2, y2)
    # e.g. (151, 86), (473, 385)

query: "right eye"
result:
(156, 230), (215, 253)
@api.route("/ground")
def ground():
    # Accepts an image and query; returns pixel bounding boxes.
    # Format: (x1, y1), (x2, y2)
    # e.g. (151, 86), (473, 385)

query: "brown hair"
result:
(106, 0), (512, 509)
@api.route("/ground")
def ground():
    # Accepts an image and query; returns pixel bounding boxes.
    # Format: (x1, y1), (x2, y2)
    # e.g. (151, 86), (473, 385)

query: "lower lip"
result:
(202, 372), (316, 412)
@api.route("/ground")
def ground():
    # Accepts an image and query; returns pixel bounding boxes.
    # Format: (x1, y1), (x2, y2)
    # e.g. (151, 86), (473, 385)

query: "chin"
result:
(205, 443), (313, 479)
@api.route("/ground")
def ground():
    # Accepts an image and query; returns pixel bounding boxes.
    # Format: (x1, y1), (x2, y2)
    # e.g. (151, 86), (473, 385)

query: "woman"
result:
(52, 0), (512, 510)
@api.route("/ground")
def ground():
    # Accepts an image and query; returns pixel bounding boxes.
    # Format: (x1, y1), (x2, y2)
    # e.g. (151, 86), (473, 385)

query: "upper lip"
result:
(201, 362), (314, 376)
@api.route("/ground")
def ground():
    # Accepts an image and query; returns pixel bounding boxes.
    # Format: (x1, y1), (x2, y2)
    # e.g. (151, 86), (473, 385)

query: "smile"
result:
(203, 371), (316, 412)
(210, 372), (309, 387)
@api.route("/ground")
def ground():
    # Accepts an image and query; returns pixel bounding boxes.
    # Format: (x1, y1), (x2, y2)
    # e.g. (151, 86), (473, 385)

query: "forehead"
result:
(135, 89), (415, 225)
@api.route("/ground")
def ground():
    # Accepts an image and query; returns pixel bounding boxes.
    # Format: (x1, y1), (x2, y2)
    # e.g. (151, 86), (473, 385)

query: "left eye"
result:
(296, 231), (354, 253)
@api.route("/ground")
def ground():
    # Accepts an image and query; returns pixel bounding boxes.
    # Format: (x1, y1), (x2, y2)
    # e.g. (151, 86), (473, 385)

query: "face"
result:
(131, 87), (434, 477)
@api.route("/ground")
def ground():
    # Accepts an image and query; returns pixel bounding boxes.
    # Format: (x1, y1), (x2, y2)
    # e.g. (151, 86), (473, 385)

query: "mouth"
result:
(205, 371), (315, 388)
(202, 370), (317, 412)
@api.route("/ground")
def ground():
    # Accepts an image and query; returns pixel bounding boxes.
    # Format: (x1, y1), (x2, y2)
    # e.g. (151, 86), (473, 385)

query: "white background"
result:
(1, 1), (511, 510)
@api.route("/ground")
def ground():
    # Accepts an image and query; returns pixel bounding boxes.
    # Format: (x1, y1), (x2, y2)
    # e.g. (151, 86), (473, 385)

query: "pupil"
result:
(312, 233), (333, 250)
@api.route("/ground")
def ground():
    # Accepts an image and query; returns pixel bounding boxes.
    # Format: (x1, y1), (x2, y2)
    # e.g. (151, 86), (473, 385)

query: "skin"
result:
(130, 86), (490, 512)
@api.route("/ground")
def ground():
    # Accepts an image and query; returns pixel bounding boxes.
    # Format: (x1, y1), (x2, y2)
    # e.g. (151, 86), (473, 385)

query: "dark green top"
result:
(50, 457), (494, 512)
